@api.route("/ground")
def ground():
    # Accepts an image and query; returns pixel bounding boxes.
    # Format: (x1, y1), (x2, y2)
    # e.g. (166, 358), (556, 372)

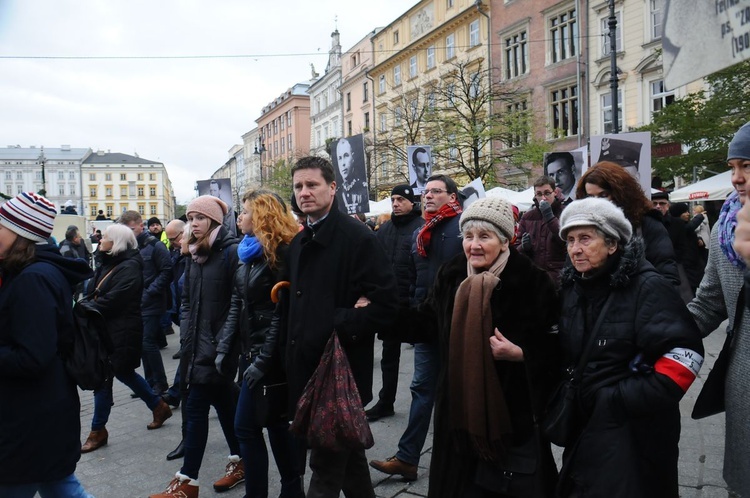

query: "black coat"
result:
(136, 231), (172, 316)
(282, 202), (398, 411)
(422, 248), (560, 497)
(410, 214), (463, 306)
(0, 245), (92, 484)
(557, 238), (704, 497)
(180, 227), (240, 386)
(375, 211), (424, 305)
(86, 249), (144, 375)
(639, 211), (680, 286)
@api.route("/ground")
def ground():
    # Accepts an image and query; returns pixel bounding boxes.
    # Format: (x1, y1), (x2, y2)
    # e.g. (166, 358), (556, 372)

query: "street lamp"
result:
(608, 0), (620, 134)
(37, 146), (47, 197)
(253, 139), (266, 186)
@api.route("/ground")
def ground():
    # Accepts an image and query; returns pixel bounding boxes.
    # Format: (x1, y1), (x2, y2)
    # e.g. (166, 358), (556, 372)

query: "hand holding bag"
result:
(290, 331), (374, 451)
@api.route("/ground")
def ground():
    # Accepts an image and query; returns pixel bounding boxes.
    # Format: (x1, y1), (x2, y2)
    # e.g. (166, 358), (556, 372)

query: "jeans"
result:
(396, 341), (440, 466)
(181, 383), (240, 479)
(92, 371), (161, 430)
(376, 339), (402, 408)
(0, 473), (94, 498)
(142, 314), (168, 391)
(235, 378), (301, 498)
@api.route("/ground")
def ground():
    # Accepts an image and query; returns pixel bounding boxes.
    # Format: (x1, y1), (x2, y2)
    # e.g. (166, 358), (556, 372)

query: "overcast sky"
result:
(0, 0), (408, 202)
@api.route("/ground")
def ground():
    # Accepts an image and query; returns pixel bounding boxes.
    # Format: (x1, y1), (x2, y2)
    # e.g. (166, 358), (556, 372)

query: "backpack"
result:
(64, 300), (113, 390)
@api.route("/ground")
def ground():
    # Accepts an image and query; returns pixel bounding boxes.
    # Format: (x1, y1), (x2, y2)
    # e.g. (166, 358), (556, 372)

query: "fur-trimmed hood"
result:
(560, 236), (645, 289)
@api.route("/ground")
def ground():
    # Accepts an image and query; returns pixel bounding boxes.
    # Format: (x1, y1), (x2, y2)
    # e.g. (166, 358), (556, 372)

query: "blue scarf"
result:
(237, 235), (263, 263)
(717, 191), (746, 269)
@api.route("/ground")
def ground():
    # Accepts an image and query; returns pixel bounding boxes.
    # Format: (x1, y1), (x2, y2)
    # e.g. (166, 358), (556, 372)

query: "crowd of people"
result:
(2, 122), (750, 498)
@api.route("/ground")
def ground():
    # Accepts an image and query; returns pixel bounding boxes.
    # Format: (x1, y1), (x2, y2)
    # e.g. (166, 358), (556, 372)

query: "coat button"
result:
(296, 290), (302, 296)
(291, 339), (296, 346)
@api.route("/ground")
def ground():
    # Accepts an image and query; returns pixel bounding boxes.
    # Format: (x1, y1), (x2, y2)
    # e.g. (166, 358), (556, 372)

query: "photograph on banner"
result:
(663, 0), (750, 90)
(461, 178), (486, 209)
(331, 134), (369, 215)
(590, 132), (652, 196)
(543, 148), (585, 203)
(196, 178), (234, 211)
(407, 145), (432, 194)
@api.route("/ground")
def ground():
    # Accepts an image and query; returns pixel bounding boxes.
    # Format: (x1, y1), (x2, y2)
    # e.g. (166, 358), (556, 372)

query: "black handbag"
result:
(691, 287), (744, 419)
(253, 380), (289, 427)
(542, 292), (615, 447)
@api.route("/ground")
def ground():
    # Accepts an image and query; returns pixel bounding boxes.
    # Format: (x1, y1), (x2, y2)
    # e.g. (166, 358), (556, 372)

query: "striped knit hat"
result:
(0, 192), (57, 243)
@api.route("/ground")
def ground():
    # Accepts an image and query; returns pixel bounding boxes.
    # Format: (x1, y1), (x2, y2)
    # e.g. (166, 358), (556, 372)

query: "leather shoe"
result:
(369, 456), (418, 481)
(147, 399), (172, 430)
(166, 439), (185, 461)
(81, 427), (108, 453)
(365, 403), (395, 421)
(172, 350), (181, 359)
(161, 392), (180, 409)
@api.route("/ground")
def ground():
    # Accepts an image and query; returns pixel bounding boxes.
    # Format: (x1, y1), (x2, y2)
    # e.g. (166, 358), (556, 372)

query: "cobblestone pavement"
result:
(74, 323), (731, 497)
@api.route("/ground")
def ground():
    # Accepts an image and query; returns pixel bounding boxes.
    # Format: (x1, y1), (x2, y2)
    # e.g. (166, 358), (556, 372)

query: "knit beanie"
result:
(186, 195), (228, 226)
(459, 197), (516, 241)
(728, 121), (750, 161)
(559, 197), (632, 243)
(669, 202), (690, 217)
(391, 184), (416, 204)
(0, 192), (57, 243)
(147, 217), (161, 227)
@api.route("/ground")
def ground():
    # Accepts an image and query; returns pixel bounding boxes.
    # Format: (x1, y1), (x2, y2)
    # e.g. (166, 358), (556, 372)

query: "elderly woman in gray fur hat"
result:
(411, 197), (561, 498)
(690, 120), (750, 498)
(554, 197), (704, 498)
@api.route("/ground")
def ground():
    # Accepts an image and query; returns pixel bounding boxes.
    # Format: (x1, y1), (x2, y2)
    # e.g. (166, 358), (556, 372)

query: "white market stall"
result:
(669, 171), (733, 202)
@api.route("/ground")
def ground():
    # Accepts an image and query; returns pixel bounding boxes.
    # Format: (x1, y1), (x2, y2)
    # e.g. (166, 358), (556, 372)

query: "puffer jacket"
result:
(639, 210), (680, 286)
(376, 210), (424, 305)
(136, 231), (172, 316)
(557, 237), (704, 498)
(514, 198), (566, 285)
(180, 227), (240, 386)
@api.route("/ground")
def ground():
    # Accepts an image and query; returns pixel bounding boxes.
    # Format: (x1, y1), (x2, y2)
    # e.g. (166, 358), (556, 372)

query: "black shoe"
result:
(365, 403), (395, 421)
(161, 392), (180, 409)
(164, 327), (175, 336)
(130, 392), (140, 399)
(166, 439), (185, 461)
(172, 350), (181, 360)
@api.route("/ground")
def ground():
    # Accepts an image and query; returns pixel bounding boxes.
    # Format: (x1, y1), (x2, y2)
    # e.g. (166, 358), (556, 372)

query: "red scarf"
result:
(416, 200), (462, 257)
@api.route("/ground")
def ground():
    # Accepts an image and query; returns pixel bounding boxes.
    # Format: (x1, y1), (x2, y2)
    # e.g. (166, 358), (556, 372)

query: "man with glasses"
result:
(515, 175), (567, 287)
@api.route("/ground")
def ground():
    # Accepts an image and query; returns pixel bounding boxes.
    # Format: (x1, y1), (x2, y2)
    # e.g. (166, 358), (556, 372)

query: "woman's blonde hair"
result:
(241, 189), (298, 269)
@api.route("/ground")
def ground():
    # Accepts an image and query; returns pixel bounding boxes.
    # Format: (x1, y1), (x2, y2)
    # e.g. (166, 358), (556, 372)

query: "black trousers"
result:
(376, 340), (401, 407)
(307, 446), (375, 498)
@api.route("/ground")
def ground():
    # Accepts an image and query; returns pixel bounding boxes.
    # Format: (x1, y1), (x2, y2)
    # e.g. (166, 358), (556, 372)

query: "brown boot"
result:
(213, 455), (245, 492)
(149, 472), (199, 498)
(81, 428), (108, 453)
(369, 455), (418, 481)
(147, 399), (172, 430)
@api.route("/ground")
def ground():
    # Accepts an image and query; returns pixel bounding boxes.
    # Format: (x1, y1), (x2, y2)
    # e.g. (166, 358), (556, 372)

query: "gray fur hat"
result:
(559, 197), (633, 243)
(728, 121), (750, 161)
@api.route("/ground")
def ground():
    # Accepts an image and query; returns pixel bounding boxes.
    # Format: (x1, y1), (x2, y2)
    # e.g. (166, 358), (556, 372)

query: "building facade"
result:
(309, 31), (343, 157)
(341, 30), (379, 149)
(241, 127), (262, 189)
(82, 151), (175, 222)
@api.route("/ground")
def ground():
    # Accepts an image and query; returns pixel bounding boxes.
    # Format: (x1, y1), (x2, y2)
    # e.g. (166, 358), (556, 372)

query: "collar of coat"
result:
(560, 237), (645, 289)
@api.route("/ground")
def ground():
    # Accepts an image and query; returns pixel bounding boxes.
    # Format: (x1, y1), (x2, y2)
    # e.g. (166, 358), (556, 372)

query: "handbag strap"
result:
(96, 267), (116, 291)
(570, 291), (616, 384)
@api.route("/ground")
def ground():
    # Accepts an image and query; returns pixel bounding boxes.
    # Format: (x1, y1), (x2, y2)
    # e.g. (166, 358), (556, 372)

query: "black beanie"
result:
(669, 202), (689, 217)
(147, 217), (161, 227)
(391, 184), (416, 204)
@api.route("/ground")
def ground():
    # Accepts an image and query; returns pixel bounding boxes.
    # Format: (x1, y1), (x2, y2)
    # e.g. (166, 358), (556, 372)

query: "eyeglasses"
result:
(424, 188), (447, 195)
(534, 191), (554, 198)
(167, 232), (183, 242)
(653, 201), (669, 206)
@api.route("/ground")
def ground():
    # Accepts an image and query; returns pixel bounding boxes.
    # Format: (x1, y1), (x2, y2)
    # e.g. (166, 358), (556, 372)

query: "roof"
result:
(0, 146), (90, 161)
(83, 152), (161, 165)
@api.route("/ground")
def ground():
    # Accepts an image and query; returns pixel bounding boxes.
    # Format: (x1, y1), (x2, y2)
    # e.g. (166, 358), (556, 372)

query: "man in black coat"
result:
(366, 185), (424, 421)
(283, 156), (397, 497)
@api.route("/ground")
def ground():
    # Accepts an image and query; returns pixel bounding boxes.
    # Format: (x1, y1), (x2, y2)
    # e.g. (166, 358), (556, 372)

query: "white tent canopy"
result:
(485, 186), (534, 211)
(365, 198), (392, 217)
(669, 171), (733, 202)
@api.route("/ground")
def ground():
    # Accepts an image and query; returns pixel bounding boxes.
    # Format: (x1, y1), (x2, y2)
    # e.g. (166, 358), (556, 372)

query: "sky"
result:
(0, 0), (409, 202)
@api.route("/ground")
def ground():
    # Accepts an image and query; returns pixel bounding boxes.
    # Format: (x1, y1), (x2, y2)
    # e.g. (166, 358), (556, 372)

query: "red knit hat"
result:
(0, 192), (57, 243)
(186, 195), (228, 225)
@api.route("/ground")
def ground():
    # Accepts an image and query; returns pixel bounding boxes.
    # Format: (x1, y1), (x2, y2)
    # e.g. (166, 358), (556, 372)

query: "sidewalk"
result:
(75, 325), (731, 497)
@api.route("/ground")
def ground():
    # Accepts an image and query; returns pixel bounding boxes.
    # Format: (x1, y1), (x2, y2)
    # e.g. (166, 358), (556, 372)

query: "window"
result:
(351, 52), (359, 67)
(138, 204), (145, 215)
(121, 186), (127, 197)
(379, 75), (386, 94)
(364, 112), (370, 130)
(69, 184), (76, 195)
(106, 205), (113, 217)
(150, 173), (155, 181)
(380, 113), (387, 132)
(348, 121), (353, 136)
(550, 84), (579, 137)
(506, 100), (529, 147)
(446, 33), (455, 59)
(315, 98), (321, 114)
(4, 171), (10, 180)
(470, 73), (481, 98)
(363, 82), (369, 102)
(601, 12), (622, 56)
(288, 133), (292, 147)
(449, 134), (458, 159)
(137, 186), (144, 197)
(651, 79), (675, 113)
(323, 92), (328, 109)
(58, 171), (64, 180)
(427, 46), (436, 69)
(379, 153), (387, 179)
(90, 205), (97, 217)
(505, 30), (528, 79)
(650, 0), (662, 39)
(346, 92), (351, 111)
(447, 84), (456, 106)
(410, 99), (419, 119)
(409, 56), (418, 78)
(394, 65), (402, 86)
(469, 20), (480, 48)
(106, 186), (113, 197)
(16, 171), (22, 180)
(394, 30), (399, 44)
(17, 185), (22, 194)
(447, 0), (454, 7)
(281, 117), (285, 131)
(150, 186), (156, 196)
(120, 173), (126, 181)
(105, 173), (112, 181)
(428, 92), (437, 110)
(89, 173), (96, 181)
(150, 205), (157, 215)
(137, 173), (143, 181)
(549, 9), (578, 63)
(281, 137), (285, 154)
(58, 184), (65, 195)
(90, 187), (97, 197)
(395, 107), (402, 126)
(35, 171), (42, 180)
(316, 129), (322, 147)
(601, 90), (623, 134)
(287, 111), (292, 126)
(69, 171), (75, 180)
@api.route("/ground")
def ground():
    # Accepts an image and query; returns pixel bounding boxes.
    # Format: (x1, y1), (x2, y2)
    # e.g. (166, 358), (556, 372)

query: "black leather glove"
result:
(243, 364), (264, 390)
(539, 200), (554, 222)
(214, 353), (226, 375)
(521, 232), (533, 252)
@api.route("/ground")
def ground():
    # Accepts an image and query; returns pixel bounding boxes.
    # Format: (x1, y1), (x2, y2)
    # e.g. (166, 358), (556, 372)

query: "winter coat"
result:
(557, 238), (704, 498)
(665, 214), (706, 290)
(281, 200), (398, 411)
(180, 227), (240, 386)
(0, 244), (92, 484)
(375, 210), (424, 305)
(420, 248), (560, 497)
(60, 239), (90, 263)
(216, 245), (289, 382)
(136, 231), (172, 316)
(515, 198), (567, 286)
(410, 214), (462, 306)
(638, 211), (681, 286)
(688, 227), (750, 496)
(85, 248), (144, 376)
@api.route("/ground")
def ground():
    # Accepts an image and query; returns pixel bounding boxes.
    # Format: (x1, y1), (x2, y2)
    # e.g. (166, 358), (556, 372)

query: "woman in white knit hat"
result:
(0, 192), (94, 497)
(415, 196), (560, 497)
(554, 197), (704, 497)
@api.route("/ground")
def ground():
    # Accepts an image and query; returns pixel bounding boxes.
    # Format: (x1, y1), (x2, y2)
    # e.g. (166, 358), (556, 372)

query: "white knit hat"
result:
(559, 197), (632, 242)
(0, 192), (57, 243)
(459, 197), (516, 241)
